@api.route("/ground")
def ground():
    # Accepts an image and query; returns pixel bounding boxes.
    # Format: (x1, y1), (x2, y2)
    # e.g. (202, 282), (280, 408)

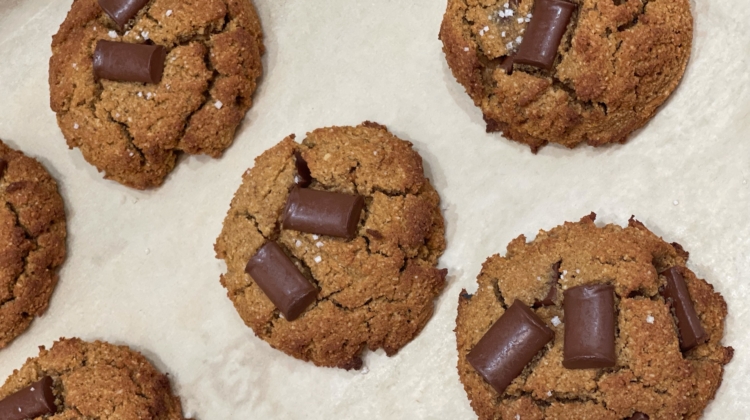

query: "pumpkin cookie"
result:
(456, 213), (732, 419)
(215, 122), (447, 369)
(50, 0), (264, 188)
(440, 0), (692, 151)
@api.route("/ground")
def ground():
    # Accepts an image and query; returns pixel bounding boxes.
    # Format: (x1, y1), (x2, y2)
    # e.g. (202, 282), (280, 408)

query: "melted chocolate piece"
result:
(245, 242), (317, 321)
(467, 300), (554, 394)
(628, 412), (649, 420)
(515, 0), (577, 70)
(563, 284), (616, 369)
(662, 267), (708, 351)
(282, 187), (365, 239)
(294, 151), (312, 187)
(93, 41), (166, 84)
(0, 376), (57, 420)
(98, 0), (150, 28)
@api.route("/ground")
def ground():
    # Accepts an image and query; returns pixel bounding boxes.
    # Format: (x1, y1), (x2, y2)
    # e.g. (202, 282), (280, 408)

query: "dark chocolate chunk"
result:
(627, 412), (650, 420)
(0, 376), (57, 420)
(467, 300), (554, 395)
(98, 0), (150, 28)
(282, 187), (365, 239)
(294, 151), (312, 187)
(662, 267), (708, 351)
(0, 159), (7, 178)
(535, 261), (560, 307)
(499, 54), (515, 75)
(93, 40), (166, 84)
(245, 242), (317, 321)
(563, 283), (616, 369)
(514, 0), (577, 70)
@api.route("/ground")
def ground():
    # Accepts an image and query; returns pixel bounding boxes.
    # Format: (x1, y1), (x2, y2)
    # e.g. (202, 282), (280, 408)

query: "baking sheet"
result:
(0, 0), (748, 418)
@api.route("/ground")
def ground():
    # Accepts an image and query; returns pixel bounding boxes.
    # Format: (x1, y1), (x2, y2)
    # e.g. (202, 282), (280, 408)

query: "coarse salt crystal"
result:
(576, 269), (580, 273)
(72, 63), (77, 68)
(504, 2), (509, 7)
(146, 92), (152, 99)
(518, 17), (524, 23)
(507, 42), (513, 49)
(141, 31), (149, 40)
(673, 200), (679, 205)
(479, 29), (485, 36)
(551, 316), (561, 326)
(506, 9), (514, 16)
(484, 26), (489, 31)
(312, 235), (319, 240)
(528, 13), (533, 18)
(516, 36), (523, 43)
(562, 270), (568, 276)
(361, 366), (369, 374)
(646, 315), (655, 324)
(498, 10), (505, 17)
(464, 47), (469, 52)
(314, 256), (322, 263)
(501, 31), (506, 37)
(115, 113), (120, 118)
(73, 123), (79, 129)
(525, 17), (531, 22)
(295, 240), (302, 248)
(137, 92), (143, 97)
(214, 100), (223, 109)
(30, 387), (35, 391)
(108, 30), (117, 38)
(166, 9), (173, 16)
(316, 241), (323, 248)
(373, 150), (378, 155)
(537, 276), (541, 281)
(547, 390), (552, 397)
(515, 414), (521, 420)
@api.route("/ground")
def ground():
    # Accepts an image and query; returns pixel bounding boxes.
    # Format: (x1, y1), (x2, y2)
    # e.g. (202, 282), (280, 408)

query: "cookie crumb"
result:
(108, 30), (117, 38)
(166, 9), (173, 16)
(214, 100), (223, 110)
(646, 314), (655, 324)
(551, 316), (561, 326)
(314, 256), (322, 263)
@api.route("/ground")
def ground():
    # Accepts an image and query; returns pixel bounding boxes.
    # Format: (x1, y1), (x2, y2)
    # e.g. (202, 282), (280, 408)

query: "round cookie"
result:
(439, 0), (692, 151)
(456, 214), (733, 419)
(50, 0), (265, 189)
(215, 122), (447, 369)
(0, 338), (191, 419)
(0, 141), (66, 349)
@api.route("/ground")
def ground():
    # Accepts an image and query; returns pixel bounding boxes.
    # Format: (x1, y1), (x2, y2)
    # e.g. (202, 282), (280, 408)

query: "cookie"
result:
(439, 0), (692, 151)
(215, 122), (447, 369)
(50, 0), (265, 189)
(0, 141), (66, 349)
(0, 338), (191, 419)
(456, 213), (733, 419)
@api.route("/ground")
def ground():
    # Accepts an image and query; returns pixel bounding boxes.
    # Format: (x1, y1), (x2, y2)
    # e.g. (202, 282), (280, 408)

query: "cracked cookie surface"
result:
(456, 214), (732, 419)
(0, 141), (66, 350)
(0, 338), (191, 419)
(215, 122), (447, 369)
(440, 0), (692, 151)
(50, 0), (264, 189)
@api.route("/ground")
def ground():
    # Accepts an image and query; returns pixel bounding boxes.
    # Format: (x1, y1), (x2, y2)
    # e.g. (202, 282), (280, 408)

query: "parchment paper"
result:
(0, 0), (748, 418)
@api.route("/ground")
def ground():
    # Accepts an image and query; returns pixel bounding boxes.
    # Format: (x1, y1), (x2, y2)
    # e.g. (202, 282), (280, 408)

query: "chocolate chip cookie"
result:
(0, 338), (191, 419)
(215, 122), (447, 369)
(50, 0), (264, 189)
(0, 141), (66, 349)
(440, 0), (692, 151)
(456, 213), (733, 419)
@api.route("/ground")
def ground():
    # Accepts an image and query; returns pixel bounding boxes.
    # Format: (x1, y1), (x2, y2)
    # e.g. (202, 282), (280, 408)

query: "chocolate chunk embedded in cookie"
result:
(0, 338), (191, 419)
(50, 0), (265, 189)
(439, 0), (693, 151)
(456, 214), (732, 419)
(0, 140), (66, 349)
(215, 122), (447, 369)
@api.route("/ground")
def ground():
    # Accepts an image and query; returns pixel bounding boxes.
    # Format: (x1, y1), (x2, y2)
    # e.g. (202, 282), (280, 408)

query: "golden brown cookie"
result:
(0, 338), (191, 419)
(215, 122), (447, 369)
(440, 0), (692, 151)
(456, 214), (733, 419)
(0, 141), (66, 349)
(50, 0), (265, 189)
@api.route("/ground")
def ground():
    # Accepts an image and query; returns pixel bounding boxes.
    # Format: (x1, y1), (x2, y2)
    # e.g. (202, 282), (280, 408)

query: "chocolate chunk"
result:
(536, 261), (560, 307)
(628, 413), (649, 420)
(563, 284), (616, 369)
(514, 0), (577, 70)
(0, 159), (7, 178)
(662, 267), (708, 351)
(499, 54), (515, 75)
(0, 376), (57, 420)
(467, 300), (554, 394)
(245, 242), (317, 321)
(93, 41), (166, 84)
(294, 152), (313, 187)
(98, 0), (150, 28)
(282, 187), (365, 239)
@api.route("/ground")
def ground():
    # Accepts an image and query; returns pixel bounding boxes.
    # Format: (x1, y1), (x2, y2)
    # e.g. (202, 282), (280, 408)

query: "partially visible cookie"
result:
(0, 140), (66, 349)
(0, 338), (191, 419)
(215, 122), (447, 369)
(456, 214), (733, 419)
(440, 0), (692, 151)
(50, 0), (265, 189)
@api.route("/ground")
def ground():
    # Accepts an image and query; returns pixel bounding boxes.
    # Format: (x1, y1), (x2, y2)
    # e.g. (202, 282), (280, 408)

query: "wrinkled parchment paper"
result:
(0, 0), (748, 418)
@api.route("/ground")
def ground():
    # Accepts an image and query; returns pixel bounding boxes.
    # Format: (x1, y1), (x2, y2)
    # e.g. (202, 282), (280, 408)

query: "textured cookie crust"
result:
(0, 141), (66, 349)
(0, 338), (190, 419)
(456, 214), (733, 419)
(215, 122), (447, 369)
(50, 0), (264, 189)
(440, 0), (692, 151)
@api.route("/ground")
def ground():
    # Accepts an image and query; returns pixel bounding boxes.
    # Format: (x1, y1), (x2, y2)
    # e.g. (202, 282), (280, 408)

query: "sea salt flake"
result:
(316, 241), (324, 248)
(498, 10), (506, 17)
(646, 315), (655, 324)
(504, 2), (510, 7)
(673, 200), (679, 205)
(141, 31), (149, 40)
(214, 100), (223, 109)
(464, 47), (469, 52)
(551, 316), (561, 326)
(166, 9), (173, 16)
(314, 256), (322, 263)
(506, 9), (514, 16)
(72, 63), (77, 68)
(108, 30), (117, 38)
(479, 29), (485, 36)
(537, 276), (541, 281)
(507, 42), (513, 49)
(484, 26), (489, 31)
(295, 240), (302, 248)
(312, 235), (319, 240)
(515, 414), (521, 420)
(137, 92), (143, 97)
(73, 123), (79, 129)
(525, 17), (531, 22)
(517, 17), (524, 23)
(576, 269), (580, 273)
(146, 92), (153, 99)
(547, 390), (552, 397)
(516, 36), (523, 43)
(501, 31), (506, 37)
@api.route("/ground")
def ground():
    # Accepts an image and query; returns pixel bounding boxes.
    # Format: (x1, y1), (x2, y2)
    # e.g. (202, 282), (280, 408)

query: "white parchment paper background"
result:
(0, 0), (748, 418)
